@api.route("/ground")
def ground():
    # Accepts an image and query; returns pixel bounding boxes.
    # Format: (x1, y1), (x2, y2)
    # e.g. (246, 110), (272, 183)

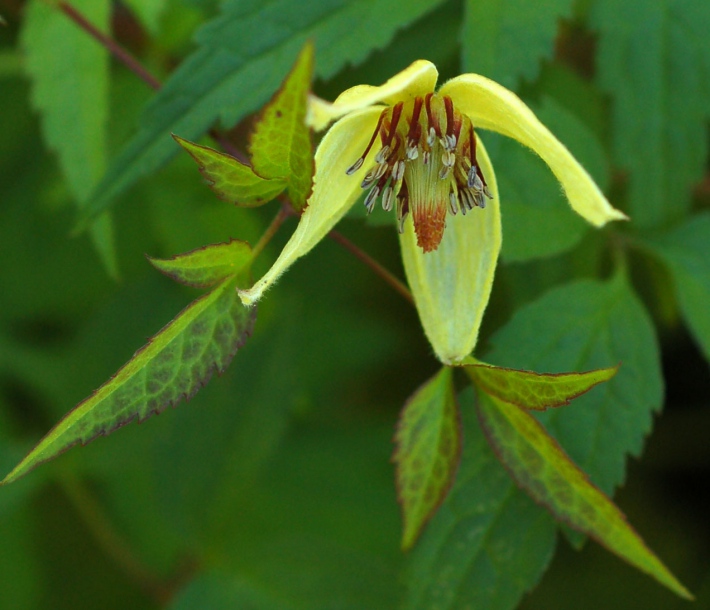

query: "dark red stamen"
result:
(424, 93), (440, 137)
(384, 102), (404, 147)
(358, 108), (388, 163)
(444, 96), (455, 137)
(407, 96), (424, 143)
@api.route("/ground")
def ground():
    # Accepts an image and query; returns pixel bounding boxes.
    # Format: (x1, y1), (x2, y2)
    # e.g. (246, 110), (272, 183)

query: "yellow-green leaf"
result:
(250, 42), (314, 210)
(476, 392), (692, 600)
(174, 135), (287, 207)
(148, 239), (253, 288)
(464, 360), (618, 410)
(393, 368), (461, 551)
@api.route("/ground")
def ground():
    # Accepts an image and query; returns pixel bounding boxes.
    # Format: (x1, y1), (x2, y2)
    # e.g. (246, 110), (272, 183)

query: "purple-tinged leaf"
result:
(250, 42), (314, 211)
(393, 367), (461, 550)
(463, 360), (618, 410)
(174, 135), (287, 207)
(476, 392), (692, 600)
(148, 239), (252, 288)
(1, 277), (255, 486)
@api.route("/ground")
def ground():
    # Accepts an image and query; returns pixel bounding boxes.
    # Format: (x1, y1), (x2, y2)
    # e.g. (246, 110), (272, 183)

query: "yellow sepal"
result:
(440, 74), (627, 227)
(308, 60), (438, 131)
(239, 106), (382, 305)
(400, 136), (501, 364)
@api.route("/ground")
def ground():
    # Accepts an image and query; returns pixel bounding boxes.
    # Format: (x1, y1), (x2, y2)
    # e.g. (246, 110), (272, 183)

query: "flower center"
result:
(346, 93), (492, 253)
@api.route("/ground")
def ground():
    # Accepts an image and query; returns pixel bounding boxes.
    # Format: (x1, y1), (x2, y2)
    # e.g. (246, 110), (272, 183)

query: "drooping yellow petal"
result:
(440, 74), (627, 227)
(307, 60), (438, 131)
(239, 106), (382, 306)
(400, 136), (501, 365)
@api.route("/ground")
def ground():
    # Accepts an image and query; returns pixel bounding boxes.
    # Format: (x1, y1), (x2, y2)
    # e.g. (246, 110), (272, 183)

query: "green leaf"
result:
(393, 368), (461, 551)
(643, 212), (710, 362)
(461, 0), (574, 89)
(122, 0), (168, 33)
(404, 388), (557, 610)
(81, 0), (446, 223)
(173, 135), (287, 207)
(464, 361), (618, 411)
(22, 0), (109, 201)
(1, 277), (256, 486)
(148, 239), (253, 288)
(590, 0), (710, 228)
(476, 392), (692, 600)
(250, 42), (314, 211)
(484, 274), (662, 496)
(21, 0), (118, 277)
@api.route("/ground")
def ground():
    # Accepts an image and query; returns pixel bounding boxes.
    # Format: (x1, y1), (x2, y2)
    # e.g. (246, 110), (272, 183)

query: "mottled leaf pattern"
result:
(464, 360), (618, 411)
(476, 392), (692, 599)
(1, 278), (255, 486)
(250, 43), (314, 210)
(393, 368), (461, 550)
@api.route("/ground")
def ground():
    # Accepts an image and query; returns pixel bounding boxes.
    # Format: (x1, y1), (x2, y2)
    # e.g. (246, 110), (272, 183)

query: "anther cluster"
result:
(347, 93), (492, 252)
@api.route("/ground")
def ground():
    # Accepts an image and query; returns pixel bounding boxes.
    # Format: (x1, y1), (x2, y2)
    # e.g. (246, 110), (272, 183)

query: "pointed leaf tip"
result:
(440, 74), (627, 228)
(173, 134), (287, 207)
(148, 239), (253, 288)
(465, 360), (619, 410)
(1, 278), (256, 486)
(393, 368), (461, 550)
(476, 393), (693, 600)
(250, 42), (314, 211)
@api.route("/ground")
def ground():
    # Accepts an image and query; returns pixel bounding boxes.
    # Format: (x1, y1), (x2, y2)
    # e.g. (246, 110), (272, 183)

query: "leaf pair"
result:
(393, 360), (691, 600)
(174, 43), (314, 211)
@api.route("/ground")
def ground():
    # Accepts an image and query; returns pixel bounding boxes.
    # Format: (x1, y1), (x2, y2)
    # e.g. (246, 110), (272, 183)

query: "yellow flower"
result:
(239, 61), (626, 364)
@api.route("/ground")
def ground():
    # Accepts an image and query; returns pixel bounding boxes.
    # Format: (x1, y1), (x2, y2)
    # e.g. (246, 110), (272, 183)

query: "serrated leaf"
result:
(476, 392), (692, 600)
(148, 239), (253, 288)
(174, 135), (287, 206)
(81, 0), (446, 224)
(403, 388), (557, 610)
(393, 368), (461, 551)
(22, 0), (109, 201)
(250, 42), (314, 210)
(461, 0), (574, 89)
(464, 361), (618, 410)
(643, 212), (710, 362)
(1, 277), (256, 486)
(22, 0), (118, 277)
(484, 274), (662, 497)
(590, 0), (710, 228)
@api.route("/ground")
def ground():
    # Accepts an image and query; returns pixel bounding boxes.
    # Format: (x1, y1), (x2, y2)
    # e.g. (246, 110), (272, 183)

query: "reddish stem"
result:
(328, 230), (413, 304)
(58, 1), (161, 91)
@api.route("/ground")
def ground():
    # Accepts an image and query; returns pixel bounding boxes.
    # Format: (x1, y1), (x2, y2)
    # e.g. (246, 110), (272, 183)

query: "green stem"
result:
(58, 1), (161, 91)
(250, 206), (291, 261)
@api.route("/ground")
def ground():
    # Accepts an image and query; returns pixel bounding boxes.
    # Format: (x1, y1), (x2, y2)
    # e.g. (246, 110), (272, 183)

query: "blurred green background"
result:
(1, 0), (709, 608)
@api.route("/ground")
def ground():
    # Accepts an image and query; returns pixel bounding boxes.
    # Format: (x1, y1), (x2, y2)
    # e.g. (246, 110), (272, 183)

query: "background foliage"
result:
(1, 0), (709, 608)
